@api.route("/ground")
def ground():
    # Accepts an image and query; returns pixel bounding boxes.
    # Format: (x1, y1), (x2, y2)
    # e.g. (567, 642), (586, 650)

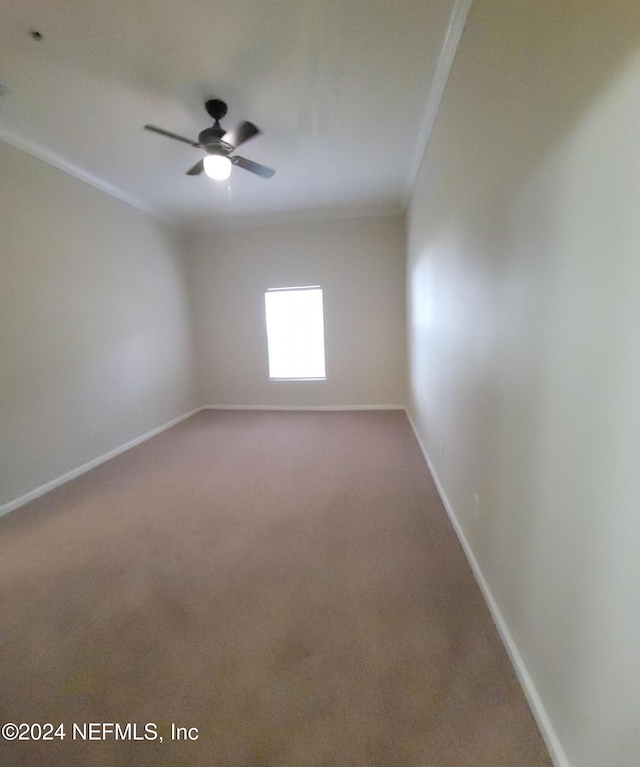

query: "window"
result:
(265, 286), (326, 380)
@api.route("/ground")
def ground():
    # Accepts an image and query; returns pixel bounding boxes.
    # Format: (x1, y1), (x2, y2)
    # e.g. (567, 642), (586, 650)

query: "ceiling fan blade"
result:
(144, 125), (200, 148)
(186, 160), (205, 176)
(231, 156), (275, 178)
(223, 121), (260, 148)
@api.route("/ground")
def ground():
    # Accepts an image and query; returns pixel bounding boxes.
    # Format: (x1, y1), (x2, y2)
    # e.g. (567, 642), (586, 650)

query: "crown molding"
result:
(0, 123), (164, 220)
(403, 0), (474, 206)
(1, 0), (473, 230)
(182, 203), (405, 234)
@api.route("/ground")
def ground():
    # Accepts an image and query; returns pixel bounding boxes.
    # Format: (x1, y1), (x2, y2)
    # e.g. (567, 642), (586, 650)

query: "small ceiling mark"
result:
(30, 30), (43, 41)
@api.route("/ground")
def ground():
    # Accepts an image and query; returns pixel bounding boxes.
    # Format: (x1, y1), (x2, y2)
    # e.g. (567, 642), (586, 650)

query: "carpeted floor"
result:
(0, 410), (552, 766)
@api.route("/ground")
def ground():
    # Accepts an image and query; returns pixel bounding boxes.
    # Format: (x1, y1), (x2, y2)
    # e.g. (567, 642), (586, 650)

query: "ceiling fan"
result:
(144, 99), (275, 180)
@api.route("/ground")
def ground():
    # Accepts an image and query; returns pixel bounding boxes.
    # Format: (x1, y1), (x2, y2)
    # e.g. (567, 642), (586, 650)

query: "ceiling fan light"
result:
(203, 154), (232, 180)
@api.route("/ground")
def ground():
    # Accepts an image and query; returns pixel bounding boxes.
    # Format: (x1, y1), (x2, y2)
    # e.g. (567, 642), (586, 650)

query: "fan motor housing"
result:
(198, 126), (231, 154)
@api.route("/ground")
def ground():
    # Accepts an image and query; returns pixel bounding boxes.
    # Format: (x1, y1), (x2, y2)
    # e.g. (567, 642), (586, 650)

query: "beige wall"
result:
(0, 143), (197, 507)
(407, 2), (640, 766)
(187, 216), (406, 407)
(0, 151), (404, 507)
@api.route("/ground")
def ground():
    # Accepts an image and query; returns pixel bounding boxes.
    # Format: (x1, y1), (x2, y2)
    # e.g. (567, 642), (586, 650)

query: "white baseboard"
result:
(0, 400), (571, 767)
(0, 407), (202, 518)
(0, 405), (404, 517)
(202, 404), (406, 411)
(405, 409), (571, 767)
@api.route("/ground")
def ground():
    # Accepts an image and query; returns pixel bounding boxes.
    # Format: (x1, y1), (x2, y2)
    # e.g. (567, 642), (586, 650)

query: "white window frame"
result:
(264, 285), (327, 382)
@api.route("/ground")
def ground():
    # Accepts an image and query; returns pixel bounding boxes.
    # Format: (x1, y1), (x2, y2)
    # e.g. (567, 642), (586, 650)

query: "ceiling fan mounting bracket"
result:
(205, 99), (227, 121)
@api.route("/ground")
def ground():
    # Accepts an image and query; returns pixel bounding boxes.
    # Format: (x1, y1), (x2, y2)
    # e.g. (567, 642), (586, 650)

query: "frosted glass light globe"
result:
(203, 154), (232, 180)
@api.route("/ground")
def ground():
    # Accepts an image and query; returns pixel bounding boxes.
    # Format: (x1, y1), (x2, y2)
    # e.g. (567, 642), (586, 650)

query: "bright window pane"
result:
(265, 287), (326, 379)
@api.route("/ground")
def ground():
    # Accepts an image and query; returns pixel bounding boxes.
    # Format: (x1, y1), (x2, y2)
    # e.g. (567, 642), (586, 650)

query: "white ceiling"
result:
(0, 0), (461, 230)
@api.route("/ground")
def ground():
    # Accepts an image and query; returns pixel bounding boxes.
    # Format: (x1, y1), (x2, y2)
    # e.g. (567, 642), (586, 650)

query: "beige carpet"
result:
(0, 410), (552, 766)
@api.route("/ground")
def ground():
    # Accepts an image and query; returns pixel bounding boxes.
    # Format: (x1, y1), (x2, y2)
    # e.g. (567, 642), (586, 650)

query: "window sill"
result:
(269, 377), (326, 383)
